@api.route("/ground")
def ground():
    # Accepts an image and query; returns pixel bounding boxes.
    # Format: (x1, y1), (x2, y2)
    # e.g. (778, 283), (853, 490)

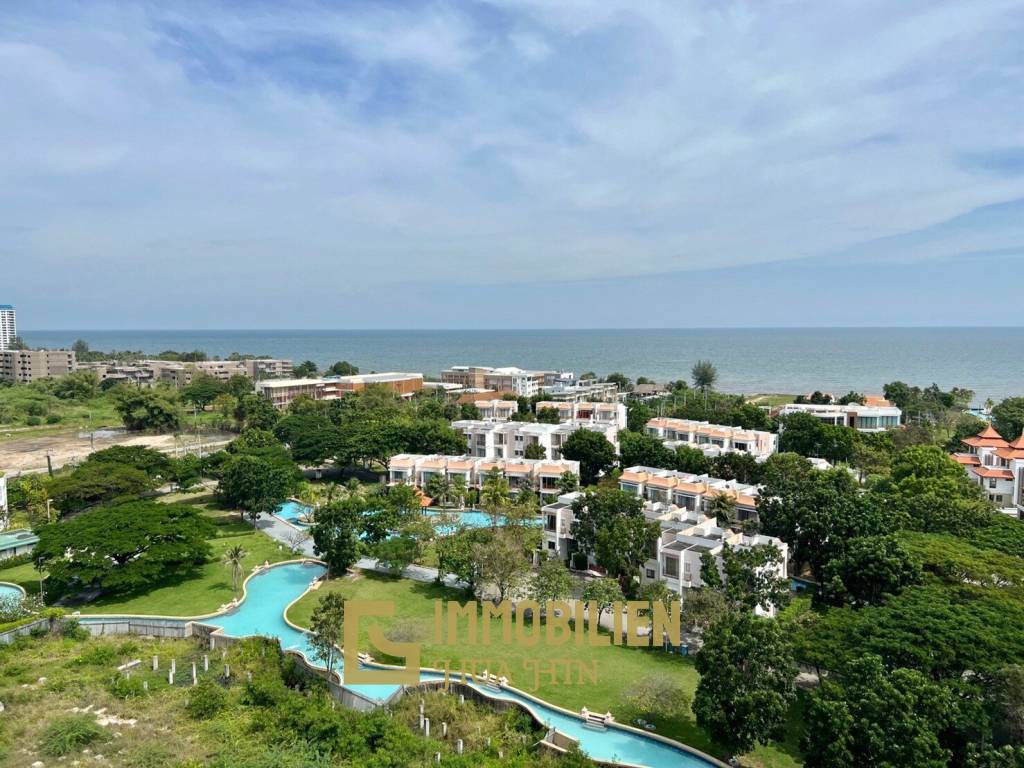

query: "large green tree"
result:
(694, 612), (796, 755)
(618, 430), (675, 470)
(821, 535), (921, 607)
(311, 498), (365, 577)
(218, 453), (298, 523)
(113, 385), (183, 432)
(48, 461), (155, 515)
(778, 412), (856, 463)
(84, 445), (172, 479)
(571, 488), (659, 595)
(992, 397), (1024, 441)
(182, 373), (225, 409)
(308, 591), (345, 678)
(35, 501), (213, 595)
(561, 429), (616, 485)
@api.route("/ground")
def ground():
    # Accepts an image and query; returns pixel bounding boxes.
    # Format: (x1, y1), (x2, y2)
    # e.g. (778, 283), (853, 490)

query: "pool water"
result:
(276, 500), (314, 527)
(0, 582), (25, 601)
(201, 563), (718, 768)
(275, 503), (542, 537)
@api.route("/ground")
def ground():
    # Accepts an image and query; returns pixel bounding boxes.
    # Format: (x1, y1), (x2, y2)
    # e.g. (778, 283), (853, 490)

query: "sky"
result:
(3, 0), (1024, 329)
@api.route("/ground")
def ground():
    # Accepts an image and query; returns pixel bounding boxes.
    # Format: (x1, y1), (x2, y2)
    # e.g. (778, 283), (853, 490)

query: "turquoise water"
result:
(206, 563), (714, 768)
(276, 500), (313, 527)
(276, 503), (541, 536)
(0, 583), (25, 600)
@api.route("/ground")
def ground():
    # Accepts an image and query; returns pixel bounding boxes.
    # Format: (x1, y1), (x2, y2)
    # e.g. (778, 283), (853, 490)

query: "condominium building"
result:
(953, 424), (1024, 517)
(617, 465), (761, 522)
(0, 305), (15, 351)
(535, 401), (628, 429)
(778, 399), (901, 431)
(543, 380), (620, 403)
(541, 488), (787, 616)
(0, 349), (76, 383)
(645, 417), (778, 460)
(76, 362), (157, 387)
(441, 365), (574, 397)
(152, 358), (293, 387)
(451, 419), (620, 461)
(257, 372), (423, 409)
(473, 399), (520, 422)
(388, 454), (580, 495)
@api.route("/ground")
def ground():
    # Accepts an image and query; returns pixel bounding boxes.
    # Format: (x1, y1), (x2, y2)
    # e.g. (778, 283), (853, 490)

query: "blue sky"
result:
(3, 0), (1024, 329)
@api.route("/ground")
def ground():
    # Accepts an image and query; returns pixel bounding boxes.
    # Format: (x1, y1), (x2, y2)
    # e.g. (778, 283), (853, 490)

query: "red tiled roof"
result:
(952, 454), (981, 465)
(971, 466), (1014, 480)
(994, 448), (1024, 461)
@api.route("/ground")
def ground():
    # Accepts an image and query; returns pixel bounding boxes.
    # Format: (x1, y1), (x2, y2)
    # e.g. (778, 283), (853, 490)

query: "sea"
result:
(20, 327), (1024, 403)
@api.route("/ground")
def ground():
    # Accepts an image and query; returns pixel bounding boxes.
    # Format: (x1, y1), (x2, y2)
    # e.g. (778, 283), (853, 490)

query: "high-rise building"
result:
(0, 305), (15, 351)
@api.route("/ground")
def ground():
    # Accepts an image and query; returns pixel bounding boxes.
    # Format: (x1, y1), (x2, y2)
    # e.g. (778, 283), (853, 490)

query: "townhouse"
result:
(645, 417), (777, 460)
(387, 454), (580, 496)
(257, 372), (424, 409)
(534, 401), (628, 429)
(440, 366), (574, 397)
(451, 419), (620, 460)
(473, 399), (520, 422)
(778, 399), (901, 432)
(953, 424), (1024, 517)
(617, 466), (761, 522)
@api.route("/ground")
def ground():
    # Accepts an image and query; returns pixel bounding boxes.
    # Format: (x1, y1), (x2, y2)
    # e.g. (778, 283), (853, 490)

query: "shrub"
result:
(571, 551), (589, 571)
(26, 416), (42, 426)
(186, 678), (227, 719)
(39, 714), (108, 756)
(46, 414), (61, 424)
(110, 674), (148, 700)
(74, 644), (118, 666)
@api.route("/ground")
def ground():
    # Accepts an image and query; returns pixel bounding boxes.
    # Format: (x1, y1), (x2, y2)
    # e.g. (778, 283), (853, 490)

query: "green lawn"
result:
(287, 572), (802, 768)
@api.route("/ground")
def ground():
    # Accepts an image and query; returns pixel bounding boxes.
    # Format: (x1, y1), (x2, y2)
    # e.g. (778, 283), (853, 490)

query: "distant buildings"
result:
(618, 465), (762, 523)
(0, 305), (15, 351)
(953, 424), (1024, 517)
(257, 372), (424, 409)
(76, 358), (293, 389)
(543, 380), (620, 403)
(535, 401), (628, 429)
(0, 349), (76, 383)
(645, 417), (778, 460)
(388, 454), (580, 495)
(451, 419), (620, 460)
(473, 399), (520, 422)
(778, 398), (901, 432)
(441, 365), (574, 397)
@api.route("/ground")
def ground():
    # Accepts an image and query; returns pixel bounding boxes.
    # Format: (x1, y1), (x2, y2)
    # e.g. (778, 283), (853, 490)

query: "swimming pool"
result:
(275, 503), (541, 536)
(199, 562), (719, 768)
(0, 582), (26, 601)
(276, 500), (314, 527)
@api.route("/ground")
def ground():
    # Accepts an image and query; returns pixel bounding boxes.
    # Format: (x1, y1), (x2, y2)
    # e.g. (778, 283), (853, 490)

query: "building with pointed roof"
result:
(953, 425), (1024, 517)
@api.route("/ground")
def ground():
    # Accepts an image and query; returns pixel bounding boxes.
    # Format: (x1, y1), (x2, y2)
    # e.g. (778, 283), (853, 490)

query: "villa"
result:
(541, 486), (787, 617)
(953, 424), (1024, 517)
(472, 399), (520, 421)
(534, 401), (628, 429)
(618, 465), (761, 523)
(644, 417), (777, 460)
(256, 372), (424, 409)
(441, 366), (574, 397)
(387, 454), (580, 495)
(778, 398), (902, 432)
(451, 419), (620, 460)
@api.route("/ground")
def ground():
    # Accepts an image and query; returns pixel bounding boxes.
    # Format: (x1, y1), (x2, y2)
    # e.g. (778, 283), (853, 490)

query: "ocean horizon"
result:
(21, 327), (1024, 403)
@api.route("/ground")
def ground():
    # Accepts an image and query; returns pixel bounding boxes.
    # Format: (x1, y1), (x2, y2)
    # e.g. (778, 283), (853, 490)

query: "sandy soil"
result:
(0, 429), (235, 474)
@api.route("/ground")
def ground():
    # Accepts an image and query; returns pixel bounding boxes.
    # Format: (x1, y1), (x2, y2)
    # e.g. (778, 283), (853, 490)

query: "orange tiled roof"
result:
(674, 481), (709, 494)
(971, 466), (1014, 480)
(619, 471), (649, 483)
(962, 433), (1010, 448)
(505, 464), (531, 474)
(647, 476), (677, 489)
(952, 454), (981, 465)
(1010, 434), (1024, 449)
(447, 460), (475, 471)
(994, 447), (1024, 461)
(420, 458), (447, 469)
(391, 456), (417, 468)
(537, 464), (569, 475)
(863, 395), (893, 407)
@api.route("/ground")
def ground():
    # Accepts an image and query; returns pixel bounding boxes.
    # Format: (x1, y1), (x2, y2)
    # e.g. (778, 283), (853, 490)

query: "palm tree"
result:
(222, 544), (248, 594)
(691, 359), (718, 408)
(708, 493), (737, 529)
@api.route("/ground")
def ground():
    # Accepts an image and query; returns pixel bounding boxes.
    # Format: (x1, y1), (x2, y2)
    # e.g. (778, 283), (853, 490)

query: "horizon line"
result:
(20, 324), (1024, 333)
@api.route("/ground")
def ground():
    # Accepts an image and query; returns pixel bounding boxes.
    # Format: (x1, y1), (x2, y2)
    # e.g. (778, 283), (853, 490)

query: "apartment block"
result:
(0, 349), (76, 383)
(77, 362), (157, 387)
(0, 305), (15, 351)
(618, 465), (761, 522)
(778, 400), (901, 431)
(388, 454), (580, 495)
(257, 372), (423, 409)
(543, 380), (620, 403)
(441, 365), (574, 397)
(451, 419), (620, 460)
(535, 401), (628, 429)
(645, 417), (778, 460)
(953, 424), (1024, 517)
(541, 488), (787, 616)
(473, 399), (520, 421)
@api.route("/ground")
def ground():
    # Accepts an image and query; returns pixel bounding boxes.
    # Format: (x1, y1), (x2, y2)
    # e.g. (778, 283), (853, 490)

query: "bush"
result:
(46, 414), (61, 424)
(39, 714), (108, 756)
(186, 678), (228, 719)
(26, 416), (42, 426)
(571, 551), (589, 571)
(74, 644), (118, 666)
(110, 674), (148, 699)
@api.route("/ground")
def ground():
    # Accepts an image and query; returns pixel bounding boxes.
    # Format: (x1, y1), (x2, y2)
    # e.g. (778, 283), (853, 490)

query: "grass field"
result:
(287, 571), (802, 768)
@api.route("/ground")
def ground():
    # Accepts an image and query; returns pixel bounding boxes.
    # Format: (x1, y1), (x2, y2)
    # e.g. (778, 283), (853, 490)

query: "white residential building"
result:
(617, 466), (761, 523)
(544, 380), (620, 403)
(535, 401), (628, 429)
(0, 305), (15, 351)
(778, 400), (901, 432)
(257, 372), (424, 409)
(441, 365), (573, 397)
(645, 417), (777, 460)
(388, 454), (579, 495)
(451, 419), (620, 460)
(541, 487), (788, 616)
(953, 424), (1024, 517)
(473, 399), (520, 422)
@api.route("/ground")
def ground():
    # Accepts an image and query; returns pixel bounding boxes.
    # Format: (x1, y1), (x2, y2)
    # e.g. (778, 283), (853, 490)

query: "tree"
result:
(691, 360), (718, 406)
(480, 467), (510, 526)
(218, 454), (297, 523)
(182, 373), (225, 409)
(582, 577), (625, 627)
(821, 535), (921, 607)
(694, 612), (796, 755)
(674, 444), (710, 474)
(707, 543), (790, 613)
(235, 393), (279, 430)
(524, 442), (546, 460)
(274, 413), (342, 465)
(53, 370), (99, 401)
(708, 492), (738, 528)
(171, 454), (203, 491)
(311, 498), (364, 577)
(326, 360), (359, 376)
(437, 528), (487, 594)
(992, 397), (1024, 441)
(459, 402), (481, 420)
(35, 501), (213, 595)
(85, 445), (172, 479)
(48, 461), (155, 515)
(224, 374), (254, 399)
(570, 489), (659, 595)
(779, 412), (856, 463)
(604, 372), (632, 391)
(293, 360), (319, 378)
(308, 592), (345, 678)
(561, 429), (616, 485)
(472, 529), (532, 602)
(619, 430), (675, 469)
(681, 588), (731, 634)
(708, 452), (762, 485)
(803, 655), (952, 768)
(222, 543), (248, 593)
(425, 473), (452, 506)
(536, 406), (561, 424)
(624, 676), (692, 722)
(113, 386), (183, 432)
(557, 471), (579, 494)
(531, 555), (574, 611)
(373, 535), (418, 575)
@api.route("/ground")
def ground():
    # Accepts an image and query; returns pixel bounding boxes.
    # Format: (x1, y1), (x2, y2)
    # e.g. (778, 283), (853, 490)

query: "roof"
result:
(962, 424), (1010, 448)
(0, 304), (13, 310)
(971, 466), (1014, 480)
(952, 454), (981, 465)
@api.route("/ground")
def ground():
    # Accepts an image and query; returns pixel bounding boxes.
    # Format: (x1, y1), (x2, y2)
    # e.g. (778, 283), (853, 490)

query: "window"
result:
(547, 541), (555, 550)
(663, 557), (679, 578)
(546, 514), (557, 532)
(645, 568), (655, 579)
(990, 478), (998, 489)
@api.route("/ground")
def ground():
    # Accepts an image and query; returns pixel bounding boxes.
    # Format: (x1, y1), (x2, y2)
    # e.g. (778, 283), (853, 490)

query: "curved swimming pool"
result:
(199, 562), (720, 768)
(0, 582), (26, 601)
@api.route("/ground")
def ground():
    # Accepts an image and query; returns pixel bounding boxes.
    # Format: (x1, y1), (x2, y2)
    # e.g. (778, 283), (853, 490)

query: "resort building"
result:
(0, 349), (76, 383)
(617, 465), (761, 523)
(953, 425), (1024, 517)
(473, 399), (520, 422)
(257, 372), (424, 409)
(0, 305), (15, 351)
(535, 401), (628, 429)
(387, 454), (579, 495)
(778, 399), (901, 432)
(0, 528), (39, 561)
(541, 488), (787, 616)
(644, 417), (777, 460)
(543, 380), (620, 403)
(451, 419), (620, 460)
